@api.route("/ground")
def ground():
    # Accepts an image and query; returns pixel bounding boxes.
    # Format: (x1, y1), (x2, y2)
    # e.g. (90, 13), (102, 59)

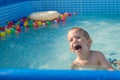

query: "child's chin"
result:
(75, 50), (81, 53)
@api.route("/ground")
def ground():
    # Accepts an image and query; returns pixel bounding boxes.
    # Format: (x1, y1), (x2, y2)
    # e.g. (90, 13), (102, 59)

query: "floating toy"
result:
(29, 11), (60, 21)
(108, 58), (120, 70)
(0, 11), (76, 40)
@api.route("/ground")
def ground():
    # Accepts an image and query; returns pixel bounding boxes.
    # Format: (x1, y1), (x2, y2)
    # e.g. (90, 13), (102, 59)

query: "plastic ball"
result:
(20, 21), (24, 26)
(24, 21), (28, 27)
(21, 17), (26, 22)
(64, 12), (69, 17)
(56, 18), (60, 23)
(29, 20), (33, 27)
(37, 21), (42, 26)
(33, 22), (38, 29)
(15, 25), (19, 29)
(15, 22), (20, 25)
(8, 21), (14, 26)
(54, 20), (57, 23)
(46, 21), (51, 25)
(5, 29), (11, 35)
(15, 30), (20, 34)
(0, 27), (5, 31)
(68, 13), (72, 16)
(20, 26), (24, 31)
(29, 22), (33, 28)
(0, 32), (6, 37)
(60, 14), (64, 18)
(62, 17), (66, 22)
(11, 28), (16, 34)
(16, 27), (21, 32)
(42, 22), (46, 26)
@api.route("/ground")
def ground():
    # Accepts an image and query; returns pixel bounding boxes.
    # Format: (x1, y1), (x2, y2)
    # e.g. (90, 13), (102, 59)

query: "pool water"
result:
(0, 14), (120, 69)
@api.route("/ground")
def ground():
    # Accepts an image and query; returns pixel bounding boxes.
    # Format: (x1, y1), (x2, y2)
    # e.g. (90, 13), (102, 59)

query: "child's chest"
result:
(77, 56), (99, 66)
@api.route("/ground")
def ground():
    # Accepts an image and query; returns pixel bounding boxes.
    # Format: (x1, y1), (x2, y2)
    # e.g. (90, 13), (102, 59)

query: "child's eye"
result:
(69, 38), (73, 42)
(76, 37), (81, 39)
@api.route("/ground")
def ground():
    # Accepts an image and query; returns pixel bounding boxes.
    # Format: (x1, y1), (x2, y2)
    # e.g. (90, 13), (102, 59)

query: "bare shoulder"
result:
(91, 50), (104, 57)
(90, 50), (106, 62)
(91, 50), (114, 70)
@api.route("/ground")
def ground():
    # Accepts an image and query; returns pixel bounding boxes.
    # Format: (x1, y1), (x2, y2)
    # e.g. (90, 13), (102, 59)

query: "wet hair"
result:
(68, 27), (90, 40)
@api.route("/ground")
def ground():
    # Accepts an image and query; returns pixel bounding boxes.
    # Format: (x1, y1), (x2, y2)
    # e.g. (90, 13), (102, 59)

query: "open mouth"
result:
(74, 45), (82, 50)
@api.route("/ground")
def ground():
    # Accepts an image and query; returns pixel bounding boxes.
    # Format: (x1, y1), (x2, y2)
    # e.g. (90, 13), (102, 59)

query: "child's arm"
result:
(71, 61), (77, 69)
(71, 61), (80, 69)
(97, 52), (114, 70)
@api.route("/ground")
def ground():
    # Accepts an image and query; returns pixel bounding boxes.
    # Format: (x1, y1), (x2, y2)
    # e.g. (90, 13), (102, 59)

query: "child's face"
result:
(68, 30), (91, 54)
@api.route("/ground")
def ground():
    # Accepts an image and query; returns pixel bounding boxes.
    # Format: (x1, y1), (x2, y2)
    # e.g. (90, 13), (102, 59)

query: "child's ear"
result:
(87, 38), (92, 48)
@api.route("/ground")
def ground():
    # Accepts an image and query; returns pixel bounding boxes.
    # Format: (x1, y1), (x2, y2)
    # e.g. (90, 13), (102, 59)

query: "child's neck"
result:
(77, 50), (91, 60)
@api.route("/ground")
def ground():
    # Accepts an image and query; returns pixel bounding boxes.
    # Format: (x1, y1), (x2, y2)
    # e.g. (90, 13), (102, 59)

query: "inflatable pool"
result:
(29, 11), (60, 21)
(0, 69), (120, 80)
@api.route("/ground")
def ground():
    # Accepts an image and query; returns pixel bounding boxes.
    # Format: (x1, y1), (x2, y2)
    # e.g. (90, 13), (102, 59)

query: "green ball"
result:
(11, 28), (16, 34)
(46, 21), (51, 25)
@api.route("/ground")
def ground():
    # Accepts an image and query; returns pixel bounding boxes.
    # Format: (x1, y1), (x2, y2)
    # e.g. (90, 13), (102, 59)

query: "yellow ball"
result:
(60, 14), (65, 18)
(5, 29), (11, 35)
(24, 22), (28, 27)
(37, 21), (42, 26)
(0, 32), (6, 37)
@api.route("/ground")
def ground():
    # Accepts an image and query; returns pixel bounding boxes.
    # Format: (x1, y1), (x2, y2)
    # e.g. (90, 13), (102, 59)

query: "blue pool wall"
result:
(0, 0), (120, 25)
(0, 69), (120, 80)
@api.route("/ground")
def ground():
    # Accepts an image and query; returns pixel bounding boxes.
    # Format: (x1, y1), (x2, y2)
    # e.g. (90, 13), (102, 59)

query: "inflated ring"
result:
(29, 11), (60, 21)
